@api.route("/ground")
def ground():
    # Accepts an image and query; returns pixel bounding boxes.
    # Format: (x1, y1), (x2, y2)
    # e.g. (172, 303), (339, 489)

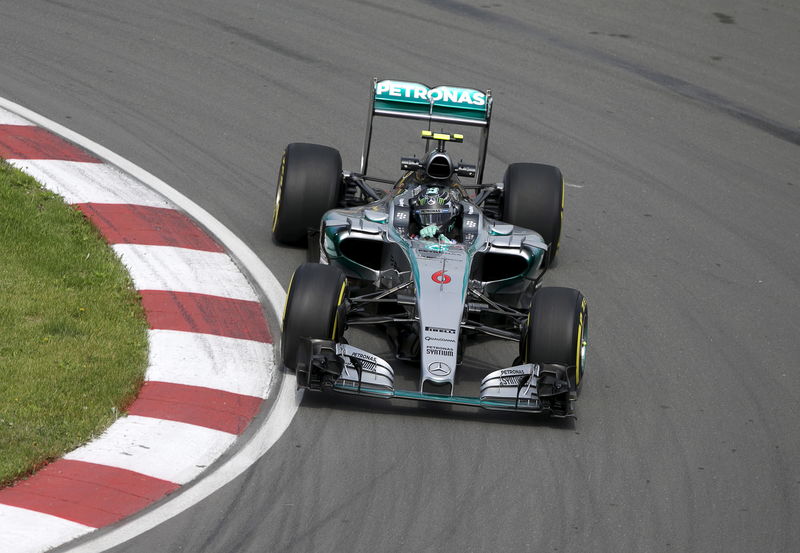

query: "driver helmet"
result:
(412, 186), (460, 228)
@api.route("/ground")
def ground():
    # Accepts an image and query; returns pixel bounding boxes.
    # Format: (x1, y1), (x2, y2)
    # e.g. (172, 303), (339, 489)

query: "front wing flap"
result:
(479, 363), (574, 416)
(296, 339), (574, 416)
(296, 339), (394, 397)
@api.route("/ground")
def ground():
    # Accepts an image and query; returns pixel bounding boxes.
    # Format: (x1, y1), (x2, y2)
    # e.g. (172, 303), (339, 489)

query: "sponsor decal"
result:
(425, 243), (449, 253)
(425, 336), (456, 343)
(425, 326), (457, 334)
(426, 345), (454, 357)
(432, 270), (451, 284)
(428, 362), (451, 376)
(351, 351), (378, 363)
(375, 81), (487, 107)
(500, 368), (525, 376)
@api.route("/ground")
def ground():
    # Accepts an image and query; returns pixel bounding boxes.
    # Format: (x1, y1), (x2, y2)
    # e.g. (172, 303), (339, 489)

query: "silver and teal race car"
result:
(272, 79), (588, 417)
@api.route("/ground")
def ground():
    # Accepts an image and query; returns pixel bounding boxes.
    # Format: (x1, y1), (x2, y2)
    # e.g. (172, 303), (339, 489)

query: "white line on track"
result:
(0, 97), (301, 551)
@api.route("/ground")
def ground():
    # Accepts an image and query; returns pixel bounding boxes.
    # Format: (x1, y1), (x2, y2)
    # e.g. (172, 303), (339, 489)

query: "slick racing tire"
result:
(502, 163), (564, 267)
(282, 263), (348, 371)
(272, 143), (343, 245)
(522, 287), (587, 391)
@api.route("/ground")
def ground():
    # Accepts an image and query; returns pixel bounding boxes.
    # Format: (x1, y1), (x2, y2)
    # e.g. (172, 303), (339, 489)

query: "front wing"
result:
(295, 339), (575, 417)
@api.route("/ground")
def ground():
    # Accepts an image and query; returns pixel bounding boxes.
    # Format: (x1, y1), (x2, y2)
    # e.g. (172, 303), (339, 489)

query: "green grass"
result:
(0, 159), (148, 486)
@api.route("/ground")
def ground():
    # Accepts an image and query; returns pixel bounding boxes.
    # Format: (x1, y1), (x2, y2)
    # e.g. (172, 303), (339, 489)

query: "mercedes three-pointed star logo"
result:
(428, 362), (451, 376)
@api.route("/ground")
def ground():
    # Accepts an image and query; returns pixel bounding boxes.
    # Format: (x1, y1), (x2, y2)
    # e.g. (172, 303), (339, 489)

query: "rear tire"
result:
(522, 287), (587, 390)
(282, 263), (348, 370)
(502, 163), (564, 267)
(272, 143), (342, 245)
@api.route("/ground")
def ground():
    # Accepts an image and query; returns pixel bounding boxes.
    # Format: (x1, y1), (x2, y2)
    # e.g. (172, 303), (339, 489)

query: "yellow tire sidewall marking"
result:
(331, 279), (348, 340)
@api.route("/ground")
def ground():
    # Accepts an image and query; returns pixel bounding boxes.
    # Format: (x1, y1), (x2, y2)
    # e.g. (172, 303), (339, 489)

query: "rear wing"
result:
(360, 79), (493, 183)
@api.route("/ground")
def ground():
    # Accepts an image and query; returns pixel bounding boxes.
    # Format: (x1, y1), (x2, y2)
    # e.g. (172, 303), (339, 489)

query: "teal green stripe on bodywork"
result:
(393, 389), (483, 405)
(333, 384), (543, 410)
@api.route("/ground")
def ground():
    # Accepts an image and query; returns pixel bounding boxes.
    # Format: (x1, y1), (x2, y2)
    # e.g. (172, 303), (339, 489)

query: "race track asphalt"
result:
(1, 1), (798, 551)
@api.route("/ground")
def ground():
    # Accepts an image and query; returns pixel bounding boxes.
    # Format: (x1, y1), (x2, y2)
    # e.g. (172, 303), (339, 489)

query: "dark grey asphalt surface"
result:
(2, 1), (799, 551)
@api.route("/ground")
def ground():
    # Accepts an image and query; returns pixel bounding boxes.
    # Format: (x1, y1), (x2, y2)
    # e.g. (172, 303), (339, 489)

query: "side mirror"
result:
(456, 163), (476, 178)
(401, 157), (422, 171)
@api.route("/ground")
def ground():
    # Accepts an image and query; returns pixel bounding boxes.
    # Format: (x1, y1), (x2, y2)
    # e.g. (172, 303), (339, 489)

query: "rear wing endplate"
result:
(361, 79), (493, 183)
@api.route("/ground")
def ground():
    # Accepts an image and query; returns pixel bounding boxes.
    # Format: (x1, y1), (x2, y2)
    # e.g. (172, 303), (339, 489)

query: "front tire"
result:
(282, 263), (348, 371)
(272, 143), (342, 245)
(522, 287), (587, 390)
(502, 163), (564, 267)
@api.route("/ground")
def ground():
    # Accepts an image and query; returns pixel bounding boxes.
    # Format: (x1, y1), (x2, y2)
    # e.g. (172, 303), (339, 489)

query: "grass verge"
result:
(0, 159), (148, 487)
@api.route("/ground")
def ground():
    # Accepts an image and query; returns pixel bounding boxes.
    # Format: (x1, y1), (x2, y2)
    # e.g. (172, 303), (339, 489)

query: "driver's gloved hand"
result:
(420, 224), (439, 238)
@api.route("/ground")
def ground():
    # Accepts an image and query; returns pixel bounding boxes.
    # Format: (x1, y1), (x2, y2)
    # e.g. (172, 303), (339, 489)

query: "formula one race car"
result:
(272, 79), (587, 417)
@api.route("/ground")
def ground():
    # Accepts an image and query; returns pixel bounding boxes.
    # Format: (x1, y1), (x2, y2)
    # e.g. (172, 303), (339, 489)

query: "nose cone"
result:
(412, 242), (469, 394)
